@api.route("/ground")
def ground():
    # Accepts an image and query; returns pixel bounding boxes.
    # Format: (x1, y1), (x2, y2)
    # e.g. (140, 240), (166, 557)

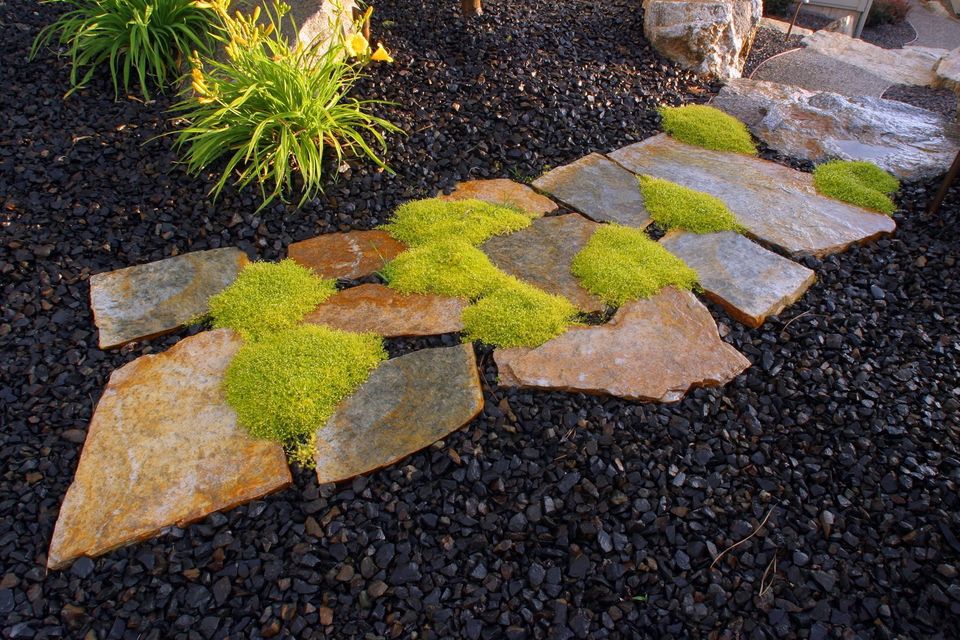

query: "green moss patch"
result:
(225, 325), (387, 464)
(571, 224), (698, 307)
(462, 278), (577, 348)
(208, 259), (336, 341)
(381, 239), (509, 298)
(659, 104), (757, 155)
(382, 197), (532, 247)
(812, 160), (899, 215)
(638, 175), (745, 234)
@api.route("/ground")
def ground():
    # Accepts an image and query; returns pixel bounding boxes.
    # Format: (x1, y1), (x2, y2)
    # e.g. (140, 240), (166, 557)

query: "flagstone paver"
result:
(315, 344), (483, 483)
(287, 230), (406, 280)
(438, 178), (559, 217)
(90, 247), (247, 349)
(531, 153), (652, 228)
(304, 283), (467, 336)
(47, 329), (292, 570)
(660, 231), (816, 327)
(607, 134), (896, 257)
(495, 287), (750, 402)
(480, 213), (605, 313)
(801, 30), (948, 86)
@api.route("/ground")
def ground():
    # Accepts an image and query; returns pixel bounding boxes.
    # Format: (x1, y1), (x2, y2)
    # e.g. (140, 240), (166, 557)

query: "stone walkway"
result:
(908, 0), (960, 49)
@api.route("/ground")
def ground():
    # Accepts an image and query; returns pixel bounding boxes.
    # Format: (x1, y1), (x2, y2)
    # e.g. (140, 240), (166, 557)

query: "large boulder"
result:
(642, 0), (762, 79)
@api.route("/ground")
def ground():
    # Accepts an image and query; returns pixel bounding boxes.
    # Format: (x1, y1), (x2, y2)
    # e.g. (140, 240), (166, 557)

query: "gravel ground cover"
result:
(744, 27), (803, 78)
(861, 20), (918, 49)
(882, 83), (959, 118)
(2, 0), (960, 638)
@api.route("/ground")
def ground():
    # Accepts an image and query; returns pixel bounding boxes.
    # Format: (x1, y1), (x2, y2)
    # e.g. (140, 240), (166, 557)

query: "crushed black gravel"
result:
(861, 19), (918, 49)
(744, 27), (803, 78)
(3, 0), (960, 638)
(882, 83), (959, 119)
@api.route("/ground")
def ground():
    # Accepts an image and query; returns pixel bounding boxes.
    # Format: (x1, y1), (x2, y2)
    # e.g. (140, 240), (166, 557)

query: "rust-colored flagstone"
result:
(660, 231), (816, 328)
(532, 153), (652, 228)
(304, 283), (466, 337)
(90, 248), (247, 349)
(47, 329), (291, 570)
(607, 134), (896, 257)
(287, 230), (406, 280)
(494, 287), (750, 402)
(438, 178), (559, 217)
(315, 344), (483, 483)
(480, 213), (605, 313)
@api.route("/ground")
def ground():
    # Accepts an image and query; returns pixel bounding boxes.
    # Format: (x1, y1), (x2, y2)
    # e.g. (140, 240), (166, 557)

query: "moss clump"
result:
(462, 278), (577, 348)
(208, 260), (336, 341)
(638, 175), (745, 234)
(659, 104), (757, 155)
(381, 239), (509, 298)
(571, 224), (698, 306)
(382, 197), (532, 247)
(224, 325), (387, 463)
(812, 160), (899, 215)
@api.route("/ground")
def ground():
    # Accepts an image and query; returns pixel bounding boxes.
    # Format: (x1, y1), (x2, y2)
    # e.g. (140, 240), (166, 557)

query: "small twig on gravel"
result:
(758, 550), (778, 596)
(781, 310), (816, 331)
(709, 506), (776, 569)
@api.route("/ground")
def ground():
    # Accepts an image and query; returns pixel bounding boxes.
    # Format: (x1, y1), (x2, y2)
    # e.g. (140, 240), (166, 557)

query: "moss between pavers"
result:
(381, 239), (510, 299)
(813, 160), (899, 215)
(659, 104), (757, 155)
(638, 175), (745, 234)
(571, 224), (698, 307)
(381, 197), (532, 247)
(461, 277), (578, 348)
(225, 325), (387, 465)
(208, 259), (336, 342)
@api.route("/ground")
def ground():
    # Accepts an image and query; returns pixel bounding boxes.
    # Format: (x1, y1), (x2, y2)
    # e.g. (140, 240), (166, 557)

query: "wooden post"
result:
(461, 0), (482, 17)
(928, 150), (960, 215)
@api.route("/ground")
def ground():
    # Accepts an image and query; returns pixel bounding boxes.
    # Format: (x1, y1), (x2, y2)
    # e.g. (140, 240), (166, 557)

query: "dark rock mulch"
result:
(3, 0), (960, 638)
(861, 19), (918, 49)
(744, 27), (803, 78)
(882, 83), (959, 119)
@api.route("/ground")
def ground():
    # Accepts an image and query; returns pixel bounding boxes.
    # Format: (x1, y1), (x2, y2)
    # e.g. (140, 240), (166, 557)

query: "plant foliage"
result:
(659, 104), (757, 155)
(461, 277), (577, 348)
(812, 160), (899, 215)
(638, 175), (745, 234)
(381, 239), (509, 299)
(32, 0), (216, 99)
(382, 198), (531, 247)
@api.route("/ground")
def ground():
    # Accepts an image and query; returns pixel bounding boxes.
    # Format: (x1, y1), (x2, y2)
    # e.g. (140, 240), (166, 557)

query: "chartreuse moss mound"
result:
(381, 239), (510, 298)
(659, 104), (757, 155)
(225, 325), (387, 464)
(208, 259), (336, 341)
(638, 175), (745, 234)
(812, 160), (899, 215)
(571, 224), (698, 307)
(382, 197), (532, 246)
(462, 277), (578, 348)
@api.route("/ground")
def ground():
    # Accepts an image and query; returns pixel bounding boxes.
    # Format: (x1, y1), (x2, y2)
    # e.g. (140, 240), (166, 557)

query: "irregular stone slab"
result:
(48, 330), (291, 570)
(480, 214), (605, 313)
(643, 0), (762, 78)
(304, 283), (466, 337)
(713, 78), (960, 181)
(315, 344), (483, 483)
(438, 179), (558, 217)
(935, 48), (960, 95)
(607, 134), (896, 257)
(288, 230), (406, 280)
(660, 231), (816, 328)
(495, 287), (750, 402)
(90, 248), (247, 349)
(752, 49), (891, 97)
(801, 30), (948, 86)
(531, 153), (651, 228)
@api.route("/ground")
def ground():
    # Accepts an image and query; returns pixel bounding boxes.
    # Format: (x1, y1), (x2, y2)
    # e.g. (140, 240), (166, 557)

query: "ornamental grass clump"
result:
(381, 198), (531, 247)
(173, 1), (401, 210)
(208, 259), (336, 341)
(225, 324), (386, 464)
(462, 278), (577, 348)
(659, 104), (757, 155)
(571, 224), (698, 307)
(638, 175), (745, 234)
(381, 239), (509, 299)
(812, 160), (899, 215)
(31, 0), (217, 99)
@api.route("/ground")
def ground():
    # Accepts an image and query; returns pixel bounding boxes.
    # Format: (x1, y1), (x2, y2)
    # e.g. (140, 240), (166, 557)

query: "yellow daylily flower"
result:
(345, 32), (369, 57)
(370, 42), (393, 63)
(192, 1), (216, 9)
(361, 5), (373, 23)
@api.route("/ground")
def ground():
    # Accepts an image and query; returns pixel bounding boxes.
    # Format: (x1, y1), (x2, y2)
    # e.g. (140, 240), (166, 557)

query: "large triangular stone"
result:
(531, 153), (651, 228)
(90, 248), (248, 349)
(607, 134), (896, 257)
(480, 214), (605, 313)
(287, 230), (406, 280)
(438, 179), (558, 217)
(495, 287), (750, 402)
(48, 330), (292, 570)
(660, 231), (816, 328)
(315, 344), (483, 483)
